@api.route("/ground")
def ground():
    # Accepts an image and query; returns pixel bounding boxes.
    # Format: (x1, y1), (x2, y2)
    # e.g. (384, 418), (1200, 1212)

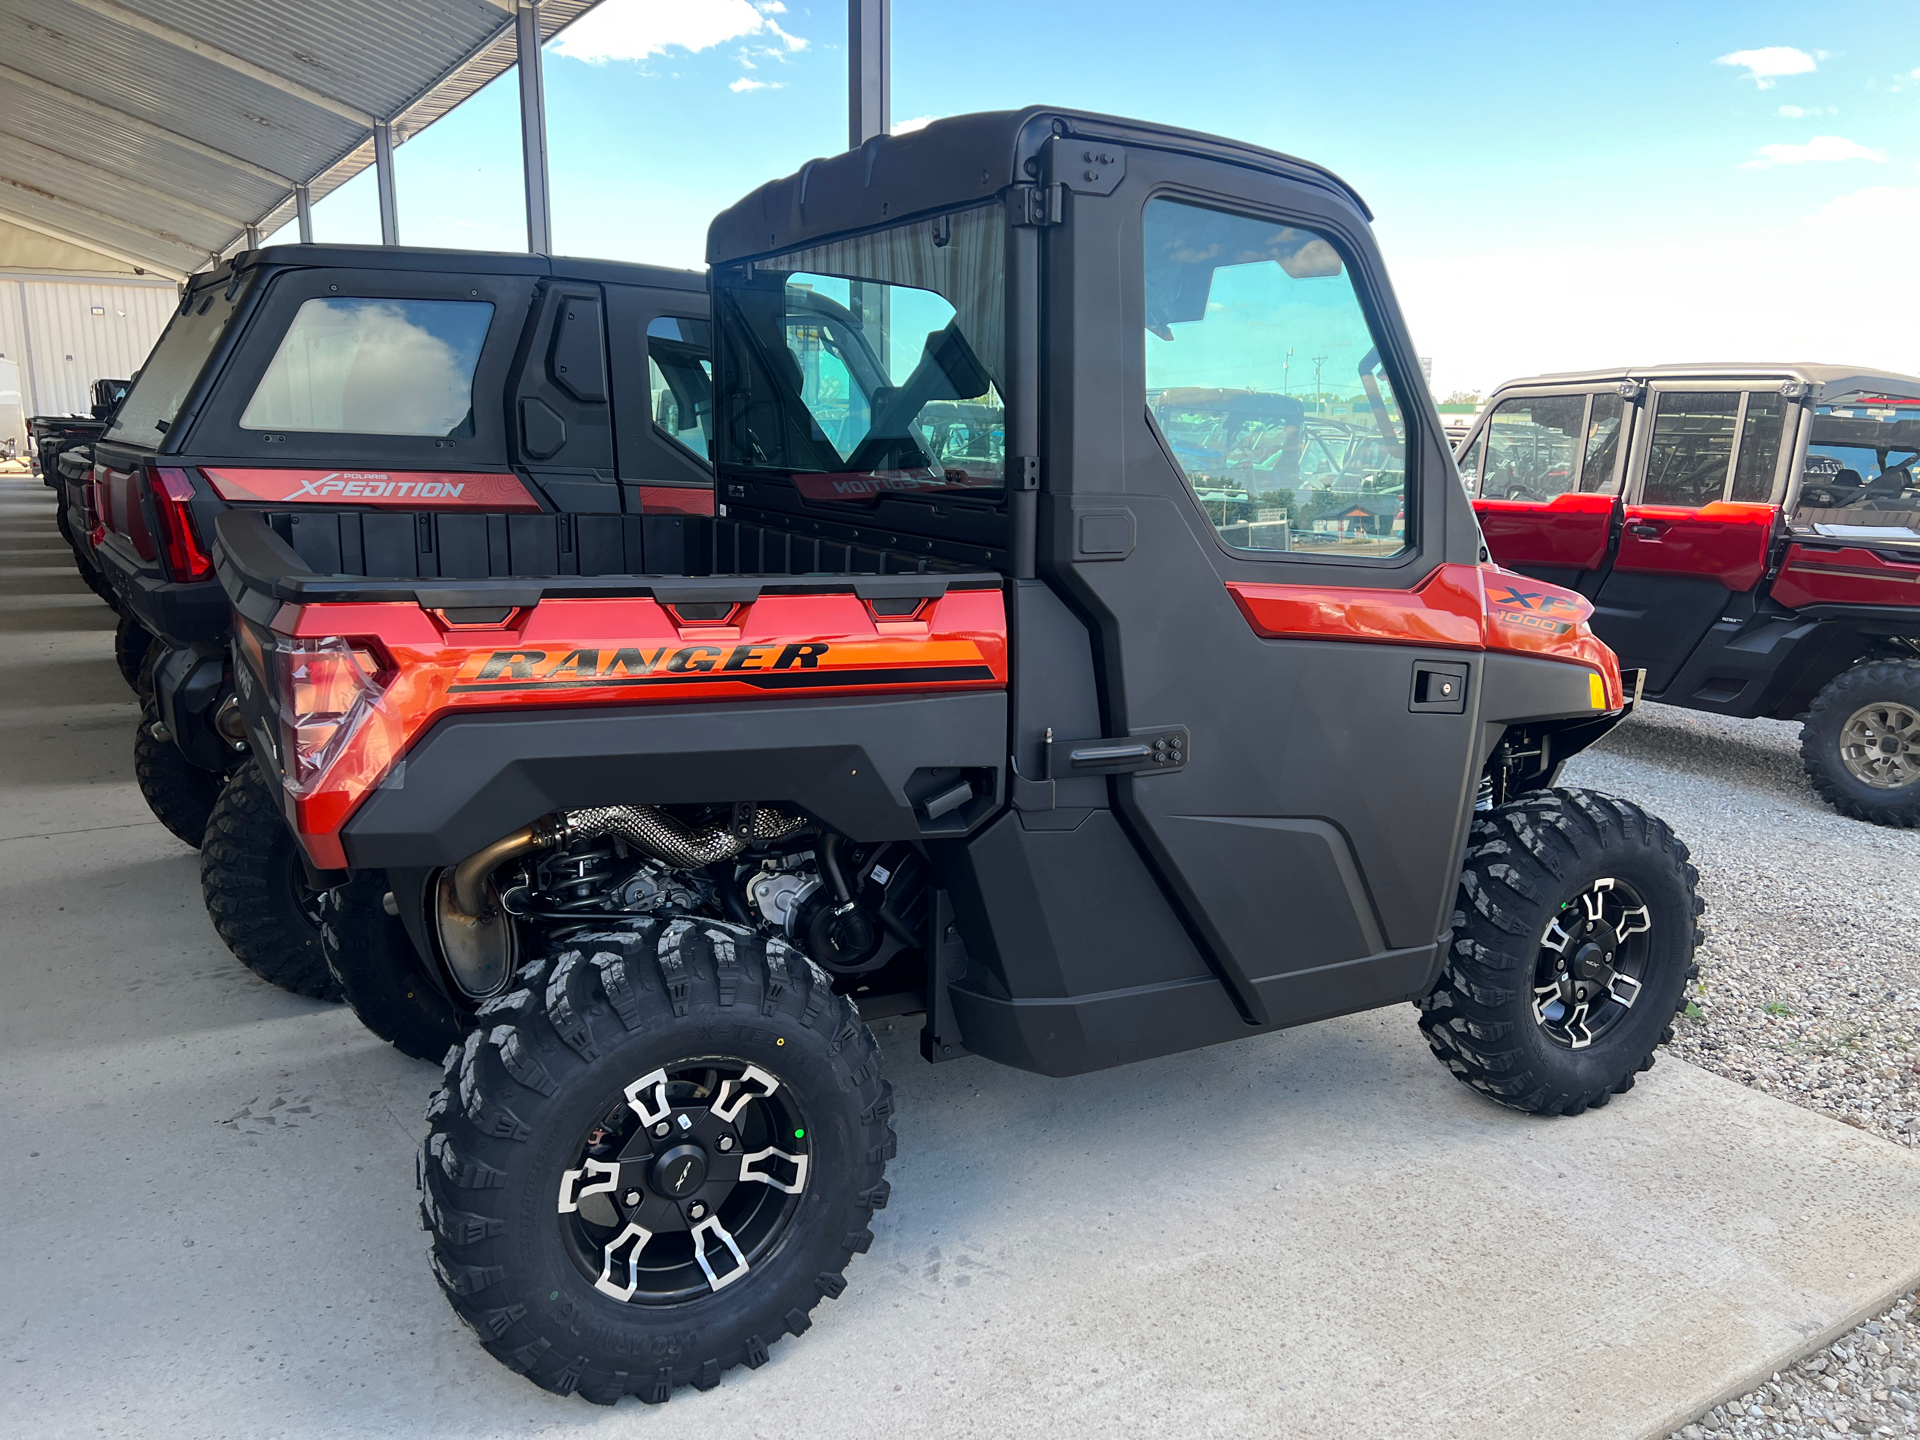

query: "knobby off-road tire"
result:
(321, 871), (465, 1061)
(422, 920), (894, 1403)
(1418, 788), (1703, 1116)
(113, 611), (151, 692)
(200, 762), (342, 1001)
(1799, 660), (1920, 828)
(134, 700), (223, 847)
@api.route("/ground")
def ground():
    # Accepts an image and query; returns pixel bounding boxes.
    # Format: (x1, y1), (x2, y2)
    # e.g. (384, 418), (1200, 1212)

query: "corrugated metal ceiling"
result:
(0, 0), (602, 278)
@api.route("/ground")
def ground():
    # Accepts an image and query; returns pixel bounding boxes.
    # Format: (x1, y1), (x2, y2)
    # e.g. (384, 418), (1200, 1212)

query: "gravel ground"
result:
(1559, 702), (1920, 1439)
(1672, 1291), (1920, 1439)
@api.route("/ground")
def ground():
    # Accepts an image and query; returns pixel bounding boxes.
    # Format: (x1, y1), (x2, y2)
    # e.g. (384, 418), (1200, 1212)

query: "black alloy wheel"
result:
(423, 919), (893, 1403)
(557, 1059), (811, 1306)
(1801, 660), (1920, 827)
(1530, 877), (1653, 1051)
(1419, 787), (1702, 1116)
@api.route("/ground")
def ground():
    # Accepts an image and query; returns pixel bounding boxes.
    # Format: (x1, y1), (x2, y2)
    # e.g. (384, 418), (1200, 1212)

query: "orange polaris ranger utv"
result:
(214, 110), (1703, 1402)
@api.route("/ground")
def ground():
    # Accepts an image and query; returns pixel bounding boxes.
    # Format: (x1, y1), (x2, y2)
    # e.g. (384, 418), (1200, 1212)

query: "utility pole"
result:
(847, 0), (889, 148)
(1283, 346), (1293, 397)
(1312, 355), (1327, 412)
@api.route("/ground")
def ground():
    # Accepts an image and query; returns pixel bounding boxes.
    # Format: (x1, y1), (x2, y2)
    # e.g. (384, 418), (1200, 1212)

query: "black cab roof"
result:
(191, 244), (705, 294)
(706, 106), (1373, 265)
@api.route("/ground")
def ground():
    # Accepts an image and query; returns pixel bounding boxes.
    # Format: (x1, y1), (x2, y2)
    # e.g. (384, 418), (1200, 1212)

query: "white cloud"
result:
(1714, 45), (1818, 88)
(729, 76), (782, 92)
(1389, 185), (1920, 404)
(1777, 104), (1839, 117)
(1740, 135), (1886, 169)
(554, 0), (805, 64)
(891, 115), (937, 135)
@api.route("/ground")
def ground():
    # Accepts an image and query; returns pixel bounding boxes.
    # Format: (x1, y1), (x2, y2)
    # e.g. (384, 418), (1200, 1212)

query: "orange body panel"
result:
(255, 588), (1009, 867)
(1226, 562), (1623, 706)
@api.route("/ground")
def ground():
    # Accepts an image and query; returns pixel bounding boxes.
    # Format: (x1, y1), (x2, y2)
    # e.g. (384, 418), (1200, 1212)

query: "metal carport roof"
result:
(0, 0), (601, 279)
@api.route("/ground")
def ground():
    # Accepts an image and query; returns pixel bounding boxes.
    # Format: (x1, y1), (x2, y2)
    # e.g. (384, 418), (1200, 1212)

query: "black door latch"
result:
(1410, 661), (1469, 714)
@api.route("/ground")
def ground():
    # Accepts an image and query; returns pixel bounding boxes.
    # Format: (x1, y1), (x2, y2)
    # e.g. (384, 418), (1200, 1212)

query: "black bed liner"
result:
(213, 509), (1000, 620)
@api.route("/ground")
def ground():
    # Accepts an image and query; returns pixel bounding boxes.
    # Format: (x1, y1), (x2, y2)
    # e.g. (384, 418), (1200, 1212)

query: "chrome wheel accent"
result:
(593, 1221), (656, 1301)
(1532, 877), (1654, 1051)
(690, 1214), (750, 1290)
(1838, 700), (1920, 789)
(556, 1058), (810, 1305)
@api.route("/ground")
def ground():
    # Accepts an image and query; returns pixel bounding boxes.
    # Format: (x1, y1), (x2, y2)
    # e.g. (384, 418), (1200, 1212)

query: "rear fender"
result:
(338, 691), (1009, 870)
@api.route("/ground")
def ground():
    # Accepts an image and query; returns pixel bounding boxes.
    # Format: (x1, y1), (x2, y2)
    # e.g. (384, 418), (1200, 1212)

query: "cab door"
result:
(1464, 388), (1627, 595)
(1590, 383), (1785, 691)
(1050, 150), (1490, 1030)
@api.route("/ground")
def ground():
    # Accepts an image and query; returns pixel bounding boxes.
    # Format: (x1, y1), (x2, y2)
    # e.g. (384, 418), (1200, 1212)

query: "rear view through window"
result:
(713, 204), (1007, 501)
(240, 297), (493, 437)
(1143, 198), (1408, 558)
(106, 279), (249, 448)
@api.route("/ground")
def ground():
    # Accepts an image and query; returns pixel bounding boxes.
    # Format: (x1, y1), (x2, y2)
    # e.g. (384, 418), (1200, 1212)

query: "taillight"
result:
(148, 467), (213, 582)
(270, 636), (395, 795)
(88, 465), (108, 546)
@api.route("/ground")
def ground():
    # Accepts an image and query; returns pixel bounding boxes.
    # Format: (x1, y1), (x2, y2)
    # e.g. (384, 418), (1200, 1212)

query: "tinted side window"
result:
(1482, 394), (1584, 502)
(240, 297), (493, 436)
(1730, 391), (1785, 502)
(1144, 198), (1407, 558)
(646, 316), (713, 461)
(1643, 392), (1738, 507)
(1581, 393), (1625, 494)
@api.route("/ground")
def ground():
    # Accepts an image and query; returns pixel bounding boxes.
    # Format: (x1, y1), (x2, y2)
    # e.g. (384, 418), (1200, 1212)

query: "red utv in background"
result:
(1455, 364), (1920, 824)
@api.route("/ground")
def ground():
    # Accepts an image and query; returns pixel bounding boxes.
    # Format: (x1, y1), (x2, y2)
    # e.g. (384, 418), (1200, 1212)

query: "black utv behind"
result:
(86, 244), (716, 995)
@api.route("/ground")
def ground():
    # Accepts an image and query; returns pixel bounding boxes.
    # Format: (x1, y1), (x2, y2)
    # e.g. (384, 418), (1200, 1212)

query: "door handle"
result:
(1624, 521), (1664, 539)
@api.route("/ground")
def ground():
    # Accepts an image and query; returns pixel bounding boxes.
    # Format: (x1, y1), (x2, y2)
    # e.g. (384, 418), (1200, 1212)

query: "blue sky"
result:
(272, 0), (1920, 398)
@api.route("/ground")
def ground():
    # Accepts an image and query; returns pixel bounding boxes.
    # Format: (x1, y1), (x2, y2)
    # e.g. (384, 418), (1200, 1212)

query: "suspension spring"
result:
(544, 844), (620, 914)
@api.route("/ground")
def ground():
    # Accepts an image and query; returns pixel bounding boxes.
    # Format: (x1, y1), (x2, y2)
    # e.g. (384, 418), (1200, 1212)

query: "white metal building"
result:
(0, 220), (175, 446)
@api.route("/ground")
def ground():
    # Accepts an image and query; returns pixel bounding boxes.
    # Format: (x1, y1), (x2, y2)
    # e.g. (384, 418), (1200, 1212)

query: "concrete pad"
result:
(2, 474), (1918, 1439)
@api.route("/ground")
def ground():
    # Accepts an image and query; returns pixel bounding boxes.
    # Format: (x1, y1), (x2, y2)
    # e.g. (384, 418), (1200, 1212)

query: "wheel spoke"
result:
(1541, 917), (1574, 954)
(1564, 1001), (1595, 1050)
(737, 1145), (809, 1194)
(690, 1214), (750, 1290)
(711, 1064), (780, 1124)
(1612, 902), (1651, 942)
(593, 1221), (655, 1301)
(558, 1157), (620, 1214)
(1608, 972), (1642, 1009)
(623, 1068), (671, 1126)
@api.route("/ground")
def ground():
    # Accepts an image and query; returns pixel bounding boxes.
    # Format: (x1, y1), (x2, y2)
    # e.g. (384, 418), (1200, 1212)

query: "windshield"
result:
(107, 275), (248, 448)
(712, 205), (1006, 502)
(1793, 402), (1920, 539)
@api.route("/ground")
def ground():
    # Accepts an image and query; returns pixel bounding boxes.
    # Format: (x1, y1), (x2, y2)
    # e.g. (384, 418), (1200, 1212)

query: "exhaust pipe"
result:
(443, 804), (808, 923)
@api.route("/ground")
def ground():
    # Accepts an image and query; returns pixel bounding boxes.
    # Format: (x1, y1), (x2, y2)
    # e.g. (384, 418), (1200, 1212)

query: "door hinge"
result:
(1011, 455), (1040, 490)
(1008, 184), (1063, 228)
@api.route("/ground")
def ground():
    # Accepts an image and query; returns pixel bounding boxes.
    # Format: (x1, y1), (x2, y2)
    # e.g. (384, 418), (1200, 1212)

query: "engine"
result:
(434, 803), (929, 1003)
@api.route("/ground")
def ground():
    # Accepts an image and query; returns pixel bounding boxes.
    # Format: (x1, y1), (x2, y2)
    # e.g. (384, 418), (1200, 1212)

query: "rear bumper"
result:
(94, 535), (230, 648)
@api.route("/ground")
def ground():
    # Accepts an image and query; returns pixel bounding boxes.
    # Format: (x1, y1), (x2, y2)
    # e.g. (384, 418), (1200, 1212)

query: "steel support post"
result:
(295, 183), (313, 243)
(847, 0), (889, 148)
(373, 120), (399, 245)
(516, 0), (553, 254)
(244, 223), (260, 250)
